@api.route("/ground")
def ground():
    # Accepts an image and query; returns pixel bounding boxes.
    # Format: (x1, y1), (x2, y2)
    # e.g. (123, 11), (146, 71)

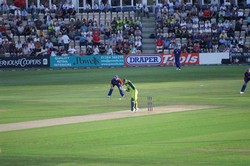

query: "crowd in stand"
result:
(2, 1), (250, 57)
(0, 1), (143, 57)
(155, 0), (250, 54)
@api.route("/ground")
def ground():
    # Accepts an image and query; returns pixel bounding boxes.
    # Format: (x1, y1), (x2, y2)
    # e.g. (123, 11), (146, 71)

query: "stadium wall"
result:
(0, 53), (231, 69)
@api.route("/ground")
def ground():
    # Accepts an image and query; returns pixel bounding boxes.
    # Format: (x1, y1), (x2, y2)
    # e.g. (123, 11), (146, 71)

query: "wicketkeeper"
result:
(123, 78), (139, 112)
(107, 75), (124, 97)
(240, 68), (250, 94)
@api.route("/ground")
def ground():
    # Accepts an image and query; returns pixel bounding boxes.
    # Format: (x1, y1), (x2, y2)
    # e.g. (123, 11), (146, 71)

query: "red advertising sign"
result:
(161, 53), (200, 65)
(124, 53), (200, 67)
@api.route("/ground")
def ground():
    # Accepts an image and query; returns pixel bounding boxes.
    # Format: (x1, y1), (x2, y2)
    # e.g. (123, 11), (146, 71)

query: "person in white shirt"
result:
(93, 2), (99, 12)
(27, 41), (35, 51)
(85, 3), (92, 12)
(67, 45), (77, 55)
(23, 44), (31, 56)
(50, 50), (57, 56)
(14, 8), (21, 18)
(61, 34), (70, 51)
(45, 39), (54, 49)
(15, 40), (23, 55)
(93, 45), (100, 55)
(134, 38), (142, 50)
(131, 45), (137, 54)
(106, 45), (113, 55)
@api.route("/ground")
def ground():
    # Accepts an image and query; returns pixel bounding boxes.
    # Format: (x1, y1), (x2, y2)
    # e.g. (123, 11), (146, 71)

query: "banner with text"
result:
(50, 55), (124, 68)
(0, 56), (50, 68)
(125, 54), (162, 66)
(125, 53), (199, 67)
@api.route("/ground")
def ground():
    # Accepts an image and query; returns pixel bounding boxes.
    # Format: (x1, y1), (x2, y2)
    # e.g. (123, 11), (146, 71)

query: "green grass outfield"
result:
(0, 65), (250, 165)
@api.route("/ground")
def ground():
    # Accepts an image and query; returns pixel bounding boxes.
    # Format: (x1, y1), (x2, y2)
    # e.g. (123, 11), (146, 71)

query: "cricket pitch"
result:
(0, 105), (218, 132)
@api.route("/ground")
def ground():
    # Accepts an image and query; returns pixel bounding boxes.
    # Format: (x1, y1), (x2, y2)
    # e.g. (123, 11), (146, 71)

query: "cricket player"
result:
(240, 68), (250, 94)
(174, 44), (181, 70)
(107, 75), (124, 97)
(123, 79), (138, 112)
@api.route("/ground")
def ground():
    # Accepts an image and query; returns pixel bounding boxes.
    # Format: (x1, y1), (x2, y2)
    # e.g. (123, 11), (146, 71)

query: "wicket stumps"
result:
(147, 96), (153, 111)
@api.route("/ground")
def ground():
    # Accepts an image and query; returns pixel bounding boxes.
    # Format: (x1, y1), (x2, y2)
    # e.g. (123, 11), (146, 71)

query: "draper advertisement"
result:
(50, 55), (124, 68)
(0, 56), (50, 68)
(125, 53), (199, 66)
(125, 54), (163, 66)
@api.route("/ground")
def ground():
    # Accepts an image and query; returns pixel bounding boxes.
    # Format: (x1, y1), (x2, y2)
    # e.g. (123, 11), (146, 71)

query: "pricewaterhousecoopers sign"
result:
(0, 57), (50, 68)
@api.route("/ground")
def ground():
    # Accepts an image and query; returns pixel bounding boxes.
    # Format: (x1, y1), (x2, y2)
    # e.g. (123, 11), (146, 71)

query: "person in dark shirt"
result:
(86, 45), (93, 55)
(99, 43), (106, 54)
(240, 68), (250, 94)
(107, 75), (124, 98)
(173, 44), (182, 70)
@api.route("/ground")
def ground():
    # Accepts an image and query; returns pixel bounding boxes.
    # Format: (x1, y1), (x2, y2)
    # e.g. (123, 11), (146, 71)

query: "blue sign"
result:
(50, 55), (124, 68)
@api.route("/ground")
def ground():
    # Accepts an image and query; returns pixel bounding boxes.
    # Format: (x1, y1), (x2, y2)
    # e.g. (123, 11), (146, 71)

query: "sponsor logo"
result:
(126, 55), (162, 65)
(75, 56), (100, 65)
(163, 53), (199, 64)
(0, 58), (42, 67)
(43, 59), (48, 65)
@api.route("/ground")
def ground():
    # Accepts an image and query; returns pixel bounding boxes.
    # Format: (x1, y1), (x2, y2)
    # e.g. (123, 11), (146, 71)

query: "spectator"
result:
(44, 13), (53, 25)
(193, 41), (201, 53)
(86, 45), (93, 55)
(15, 40), (23, 56)
(227, 26), (235, 38)
(210, 4), (218, 17)
(67, 2), (76, 16)
(134, 38), (142, 51)
(99, 2), (105, 12)
(34, 18), (43, 30)
(85, 3), (92, 13)
(93, 2), (99, 12)
(93, 45), (100, 55)
(14, 8), (21, 18)
(79, 32), (87, 48)
(187, 39), (194, 53)
(235, 19), (243, 31)
(143, 5), (149, 18)
(219, 30), (229, 46)
(99, 43), (106, 54)
(86, 33), (93, 46)
(61, 33), (70, 51)
(238, 38), (245, 49)
(45, 39), (53, 49)
(22, 43), (31, 56)
(34, 39), (42, 53)
(203, 6), (211, 20)
(68, 45), (77, 55)
(106, 45), (113, 55)
(156, 38), (164, 53)
(131, 45), (137, 54)
(16, 24), (25, 36)
(104, 2), (111, 12)
(135, 2), (142, 17)
(115, 44), (123, 54)
(61, 50), (68, 56)
(21, 8), (28, 20)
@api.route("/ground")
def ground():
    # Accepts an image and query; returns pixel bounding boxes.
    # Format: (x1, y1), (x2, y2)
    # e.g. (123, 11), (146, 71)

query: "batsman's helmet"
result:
(123, 78), (128, 84)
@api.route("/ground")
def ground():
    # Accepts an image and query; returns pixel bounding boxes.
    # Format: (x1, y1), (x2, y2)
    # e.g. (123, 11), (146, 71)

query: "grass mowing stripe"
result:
(0, 65), (250, 165)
